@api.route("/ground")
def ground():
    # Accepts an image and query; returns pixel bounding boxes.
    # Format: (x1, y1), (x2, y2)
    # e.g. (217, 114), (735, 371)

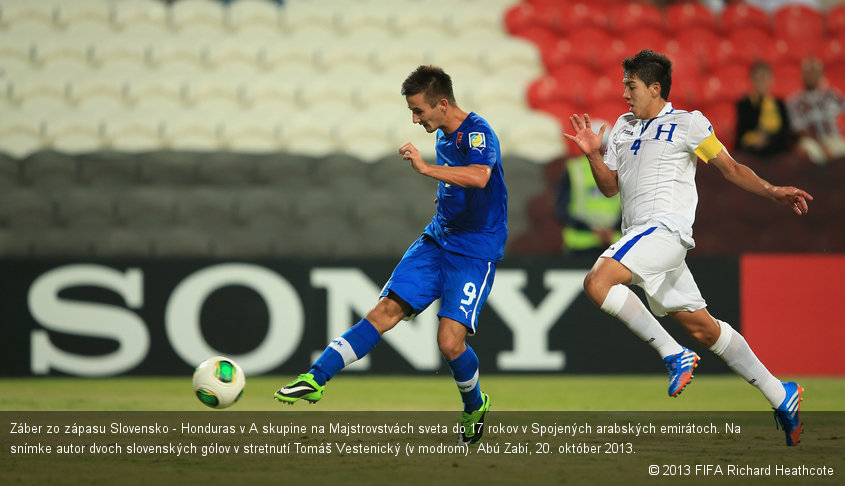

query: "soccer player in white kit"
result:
(564, 50), (813, 446)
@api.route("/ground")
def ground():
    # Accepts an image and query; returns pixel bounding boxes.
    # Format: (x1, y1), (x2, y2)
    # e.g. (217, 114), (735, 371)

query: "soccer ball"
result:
(192, 356), (245, 409)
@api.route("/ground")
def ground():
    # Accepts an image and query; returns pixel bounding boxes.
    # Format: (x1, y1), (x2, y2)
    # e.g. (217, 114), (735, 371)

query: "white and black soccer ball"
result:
(192, 356), (245, 409)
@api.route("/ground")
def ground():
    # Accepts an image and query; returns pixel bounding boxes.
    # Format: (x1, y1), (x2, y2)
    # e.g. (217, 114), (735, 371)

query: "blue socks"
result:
(310, 319), (381, 386)
(448, 345), (484, 413)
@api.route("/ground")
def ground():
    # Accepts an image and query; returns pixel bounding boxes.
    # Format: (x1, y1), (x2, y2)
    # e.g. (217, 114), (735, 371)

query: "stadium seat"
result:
(281, 110), (339, 158)
(554, 1), (611, 32)
(0, 123), (43, 159)
(814, 36), (845, 65)
(719, 2), (771, 32)
(55, 188), (117, 228)
(663, 2), (717, 33)
(149, 227), (213, 257)
(703, 101), (737, 151)
(556, 26), (617, 69)
(177, 187), (239, 230)
(609, 2), (663, 34)
(163, 111), (226, 152)
(824, 61), (845, 93)
(0, 0), (57, 30)
(674, 26), (720, 72)
(773, 4), (823, 41)
(48, 118), (104, 154)
(168, 0), (226, 33)
(499, 111), (565, 162)
(510, 23), (560, 55)
(444, 1), (511, 37)
(25, 228), (99, 257)
(0, 188), (56, 228)
(716, 26), (776, 66)
(613, 27), (669, 61)
(109, 0), (169, 33)
(827, 4), (845, 37)
(234, 187), (293, 226)
(547, 63), (602, 108)
(226, 0), (284, 32)
(105, 109), (165, 153)
(18, 150), (81, 188)
(770, 63), (804, 99)
(698, 63), (749, 106)
(333, 1), (393, 36)
(504, 3), (556, 36)
(114, 187), (180, 227)
(335, 115), (395, 164)
(481, 37), (542, 75)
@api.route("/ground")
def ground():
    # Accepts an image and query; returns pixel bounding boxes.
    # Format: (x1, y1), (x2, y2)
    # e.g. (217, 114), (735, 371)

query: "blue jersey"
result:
(423, 112), (508, 262)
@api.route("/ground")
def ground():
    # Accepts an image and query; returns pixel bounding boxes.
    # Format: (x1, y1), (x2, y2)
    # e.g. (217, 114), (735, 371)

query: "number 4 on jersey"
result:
(630, 139), (641, 154)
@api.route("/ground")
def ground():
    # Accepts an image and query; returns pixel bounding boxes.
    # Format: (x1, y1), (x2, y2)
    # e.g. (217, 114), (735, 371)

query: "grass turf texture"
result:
(2, 376), (844, 486)
(1, 375), (844, 411)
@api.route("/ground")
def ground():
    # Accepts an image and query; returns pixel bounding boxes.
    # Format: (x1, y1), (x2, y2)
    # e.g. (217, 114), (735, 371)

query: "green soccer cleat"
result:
(274, 373), (325, 405)
(458, 393), (490, 445)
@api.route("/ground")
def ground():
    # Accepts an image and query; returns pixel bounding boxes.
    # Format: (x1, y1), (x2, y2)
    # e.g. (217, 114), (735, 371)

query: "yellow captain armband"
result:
(694, 131), (724, 162)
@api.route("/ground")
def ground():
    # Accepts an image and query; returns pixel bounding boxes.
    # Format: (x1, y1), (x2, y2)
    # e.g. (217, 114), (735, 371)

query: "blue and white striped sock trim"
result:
(328, 337), (358, 367)
(455, 369), (479, 393)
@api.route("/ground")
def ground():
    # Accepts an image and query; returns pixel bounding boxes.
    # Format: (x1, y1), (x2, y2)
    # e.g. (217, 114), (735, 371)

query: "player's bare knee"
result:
(437, 337), (465, 361)
(583, 272), (608, 306)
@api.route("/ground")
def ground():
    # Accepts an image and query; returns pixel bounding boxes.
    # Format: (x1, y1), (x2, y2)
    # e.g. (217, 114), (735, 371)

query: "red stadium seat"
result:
(609, 2), (663, 33)
(663, 2), (717, 33)
(720, 2), (771, 32)
(548, 63), (601, 107)
(770, 63), (804, 99)
(827, 4), (845, 36)
(773, 4), (823, 41)
(504, 3), (559, 36)
(588, 100), (627, 126)
(813, 36), (845, 65)
(536, 100), (579, 125)
(715, 26), (776, 66)
(526, 74), (563, 109)
(511, 24), (560, 54)
(703, 101), (737, 151)
(554, 1), (611, 31)
(697, 64), (749, 106)
(614, 27), (669, 59)
(674, 26), (721, 72)
(552, 26), (617, 70)
(824, 61), (845, 93)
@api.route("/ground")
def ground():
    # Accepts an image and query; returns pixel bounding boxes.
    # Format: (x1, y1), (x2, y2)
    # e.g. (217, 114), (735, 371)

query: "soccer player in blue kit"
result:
(275, 65), (507, 445)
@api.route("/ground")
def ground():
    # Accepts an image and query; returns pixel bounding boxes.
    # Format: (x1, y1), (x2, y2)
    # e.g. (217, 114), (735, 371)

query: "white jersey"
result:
(603, 102), (723, 248)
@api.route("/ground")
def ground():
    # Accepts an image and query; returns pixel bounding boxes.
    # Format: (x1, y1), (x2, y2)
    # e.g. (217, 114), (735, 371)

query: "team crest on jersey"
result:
(469, 132), (486, 152)
(456, 132), (463, 147)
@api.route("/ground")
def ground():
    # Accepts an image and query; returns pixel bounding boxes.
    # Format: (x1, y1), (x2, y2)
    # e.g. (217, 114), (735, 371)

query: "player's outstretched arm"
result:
(709, 151), (814, 215)
(563, 114), (618, 197)
(398, 142), (491, 188)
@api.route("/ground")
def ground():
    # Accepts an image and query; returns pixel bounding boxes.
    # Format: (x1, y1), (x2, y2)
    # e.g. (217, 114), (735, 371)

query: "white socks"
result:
(601, 284), (684, 359)
(709, 319), (785, 407)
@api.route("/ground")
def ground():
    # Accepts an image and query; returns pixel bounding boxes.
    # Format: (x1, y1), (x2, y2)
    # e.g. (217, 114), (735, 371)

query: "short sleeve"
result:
(466, 130), (497, 167)
(688, 110), (724, 162)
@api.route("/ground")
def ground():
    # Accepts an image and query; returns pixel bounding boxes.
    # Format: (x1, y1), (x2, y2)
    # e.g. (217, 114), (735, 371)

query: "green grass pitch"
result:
(2, 375), (844, 486)
(2, 374), (844, 411)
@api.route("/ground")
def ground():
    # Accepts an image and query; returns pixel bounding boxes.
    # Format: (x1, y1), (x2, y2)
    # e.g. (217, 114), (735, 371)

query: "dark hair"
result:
(749, 60), (772, 76)
(622, 50), (672, 100)
(401, 65), (456, 107)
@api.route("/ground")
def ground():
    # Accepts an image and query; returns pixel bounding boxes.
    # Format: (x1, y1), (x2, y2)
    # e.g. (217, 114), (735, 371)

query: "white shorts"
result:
(601, 225), (707, 317)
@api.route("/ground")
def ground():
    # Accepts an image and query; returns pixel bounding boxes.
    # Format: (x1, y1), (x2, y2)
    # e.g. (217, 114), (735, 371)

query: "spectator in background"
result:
(734, 61), (792, 158)
(787, 57), (845, 165)
(555, 121), (621, 259)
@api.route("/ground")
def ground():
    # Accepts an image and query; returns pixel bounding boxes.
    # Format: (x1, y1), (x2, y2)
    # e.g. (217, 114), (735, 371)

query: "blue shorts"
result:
(380, 235), (496, 334)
